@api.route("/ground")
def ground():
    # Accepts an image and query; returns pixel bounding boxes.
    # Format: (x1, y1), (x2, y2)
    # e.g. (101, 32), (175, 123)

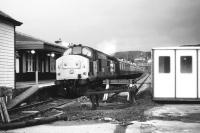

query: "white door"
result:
(198, 50), (200, 98)
(176, 50), (197, 98)
(154, 50), (175, 98)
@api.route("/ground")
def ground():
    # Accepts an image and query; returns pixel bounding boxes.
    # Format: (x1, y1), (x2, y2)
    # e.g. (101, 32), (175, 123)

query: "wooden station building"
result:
(0, 11), (22, 88)
(15, 32), (67, 81)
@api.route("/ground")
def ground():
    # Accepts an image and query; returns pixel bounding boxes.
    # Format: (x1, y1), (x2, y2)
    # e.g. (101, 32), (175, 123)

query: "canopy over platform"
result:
(16, 32), (67, 53)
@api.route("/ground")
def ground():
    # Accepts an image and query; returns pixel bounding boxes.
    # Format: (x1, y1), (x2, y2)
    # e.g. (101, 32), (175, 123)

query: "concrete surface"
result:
(145, 104), (200, 118)
(4, 119), (200, 133)
(127, 120), (200, 133)
(5, 121), (116, 133)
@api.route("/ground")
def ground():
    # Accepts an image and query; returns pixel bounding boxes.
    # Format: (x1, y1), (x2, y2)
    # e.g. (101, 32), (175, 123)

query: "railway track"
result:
(8, 98), (76, 122)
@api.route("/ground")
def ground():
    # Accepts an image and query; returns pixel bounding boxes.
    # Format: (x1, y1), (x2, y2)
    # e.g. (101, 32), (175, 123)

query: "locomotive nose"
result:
(56, 55), (89, 80)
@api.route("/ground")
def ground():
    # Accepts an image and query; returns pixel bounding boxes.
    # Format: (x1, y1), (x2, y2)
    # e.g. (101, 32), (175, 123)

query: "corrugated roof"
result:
(16, 32), (46, 42)
(0, 10), (22, 26)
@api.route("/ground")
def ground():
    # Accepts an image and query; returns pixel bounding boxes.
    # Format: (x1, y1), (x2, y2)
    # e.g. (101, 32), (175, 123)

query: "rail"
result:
(7, 99), (76, 122)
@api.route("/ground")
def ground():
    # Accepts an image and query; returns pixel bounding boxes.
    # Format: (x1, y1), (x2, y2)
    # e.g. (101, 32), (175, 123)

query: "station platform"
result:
(16, 80), (55, 89)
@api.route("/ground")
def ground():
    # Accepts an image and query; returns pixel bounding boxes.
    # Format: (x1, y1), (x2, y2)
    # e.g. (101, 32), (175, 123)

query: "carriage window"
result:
(159, 56), (170, 73)
(181, 56), (192, 73)
(98, 59), (102, 72)
(89, 62), (94, 75)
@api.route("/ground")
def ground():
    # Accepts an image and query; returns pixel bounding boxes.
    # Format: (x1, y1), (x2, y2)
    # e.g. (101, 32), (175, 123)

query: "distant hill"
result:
(113, 51), (151, 62)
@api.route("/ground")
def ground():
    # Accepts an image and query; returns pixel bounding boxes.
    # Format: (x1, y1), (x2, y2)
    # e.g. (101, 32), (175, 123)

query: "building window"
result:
(159, 56), (170, 73)
(181, 56), (192, 73)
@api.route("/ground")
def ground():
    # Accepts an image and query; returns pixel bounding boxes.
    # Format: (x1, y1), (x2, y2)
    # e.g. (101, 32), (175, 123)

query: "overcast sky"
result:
(1, 0), (200, 54)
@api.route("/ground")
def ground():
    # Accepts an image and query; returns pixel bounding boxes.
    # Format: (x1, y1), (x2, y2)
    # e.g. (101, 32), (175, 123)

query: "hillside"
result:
(113, 51), (151, 62)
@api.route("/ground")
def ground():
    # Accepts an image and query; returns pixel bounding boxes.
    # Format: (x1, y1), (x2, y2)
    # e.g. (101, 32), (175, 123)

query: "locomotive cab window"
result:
(181, 56), (192, 73)
(159, 56), (170, 73)
(82, 48), (92, 57)
(63, 48), (72, 55)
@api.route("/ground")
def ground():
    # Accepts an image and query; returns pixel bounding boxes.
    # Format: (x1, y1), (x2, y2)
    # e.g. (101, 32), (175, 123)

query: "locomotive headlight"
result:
(83, 72), (87, 75)
(75, 62), (80, 68)
(58, 65), (60, 69)
(69, 69), (74, 74)
(63, 63), (67, 67)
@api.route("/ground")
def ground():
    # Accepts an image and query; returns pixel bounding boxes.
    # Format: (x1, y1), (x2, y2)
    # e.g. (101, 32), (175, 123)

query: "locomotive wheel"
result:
(63, 86), (88, 98)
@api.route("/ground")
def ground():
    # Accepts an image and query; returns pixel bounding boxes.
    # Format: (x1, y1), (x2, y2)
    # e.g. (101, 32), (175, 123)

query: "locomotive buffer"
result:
(85, 79), (137, 109)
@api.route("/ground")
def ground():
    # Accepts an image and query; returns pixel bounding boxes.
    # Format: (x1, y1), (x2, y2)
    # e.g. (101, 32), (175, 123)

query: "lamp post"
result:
(30, 50), (38, 85)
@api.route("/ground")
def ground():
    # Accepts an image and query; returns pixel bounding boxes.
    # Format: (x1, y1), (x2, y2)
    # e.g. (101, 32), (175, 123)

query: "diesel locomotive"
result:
(55, 44), (143, 98)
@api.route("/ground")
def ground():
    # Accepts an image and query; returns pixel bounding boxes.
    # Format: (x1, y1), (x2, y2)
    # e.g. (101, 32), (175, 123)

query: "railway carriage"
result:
(55, 44), (143, 98)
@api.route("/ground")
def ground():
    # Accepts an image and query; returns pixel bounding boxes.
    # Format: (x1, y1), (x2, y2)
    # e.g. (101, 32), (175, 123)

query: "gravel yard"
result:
(47, 86), (159, 123)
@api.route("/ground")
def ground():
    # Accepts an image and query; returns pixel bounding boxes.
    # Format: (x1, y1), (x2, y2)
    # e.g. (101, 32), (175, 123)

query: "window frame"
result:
(158, 56), (171, 73)
(180, 56), (192, 73)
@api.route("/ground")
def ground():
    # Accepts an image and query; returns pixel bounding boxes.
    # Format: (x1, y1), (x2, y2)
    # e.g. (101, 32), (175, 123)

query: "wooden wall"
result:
(0, 20), (15, 88)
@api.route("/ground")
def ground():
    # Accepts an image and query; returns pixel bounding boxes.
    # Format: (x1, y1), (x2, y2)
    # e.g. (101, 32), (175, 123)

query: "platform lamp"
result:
(51, 52), (55, 58)
(30, 50), (35, 54)
(30, 49), (38, 85)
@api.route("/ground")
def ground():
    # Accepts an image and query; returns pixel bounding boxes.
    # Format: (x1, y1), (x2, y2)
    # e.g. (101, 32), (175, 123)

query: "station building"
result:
(15, 32), (67, 81)
(0, 11), (22, 88)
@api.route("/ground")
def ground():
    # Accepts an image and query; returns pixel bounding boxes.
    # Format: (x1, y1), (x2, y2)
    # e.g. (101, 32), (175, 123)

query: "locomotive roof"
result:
(70, 44), (118, 61)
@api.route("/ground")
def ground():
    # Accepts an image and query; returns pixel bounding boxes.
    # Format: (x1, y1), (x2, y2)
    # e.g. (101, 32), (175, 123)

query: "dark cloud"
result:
(1, 0), (200, 52)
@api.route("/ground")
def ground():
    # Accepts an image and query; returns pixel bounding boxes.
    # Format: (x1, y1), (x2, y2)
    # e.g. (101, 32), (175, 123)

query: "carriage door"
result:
(93, 61), (98, 76)
(154, 50), (175, 98)
(176, 50), (197, 98)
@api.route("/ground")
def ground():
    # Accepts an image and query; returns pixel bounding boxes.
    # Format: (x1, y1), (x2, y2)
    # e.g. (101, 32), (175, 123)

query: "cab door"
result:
(176, 50), (197, 98)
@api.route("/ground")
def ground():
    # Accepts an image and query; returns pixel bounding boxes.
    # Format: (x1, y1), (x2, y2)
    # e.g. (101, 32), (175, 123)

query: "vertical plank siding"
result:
(0, 20), (15, 88)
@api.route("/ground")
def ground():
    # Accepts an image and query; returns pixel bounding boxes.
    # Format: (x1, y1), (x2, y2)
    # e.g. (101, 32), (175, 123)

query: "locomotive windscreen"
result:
(73, 47), (82, 54)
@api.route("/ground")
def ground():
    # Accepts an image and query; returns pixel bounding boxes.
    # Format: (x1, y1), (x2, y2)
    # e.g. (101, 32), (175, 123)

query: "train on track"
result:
(55, 44), (143, 98)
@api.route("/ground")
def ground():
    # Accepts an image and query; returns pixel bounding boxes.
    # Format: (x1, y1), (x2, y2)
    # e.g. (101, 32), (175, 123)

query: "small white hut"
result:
(152, 46), (200, 101)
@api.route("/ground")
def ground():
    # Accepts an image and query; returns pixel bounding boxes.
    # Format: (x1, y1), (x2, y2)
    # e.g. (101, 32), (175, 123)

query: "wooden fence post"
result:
(0, 86), (12, 123)
(103, 79), (109, 101)
(0, 97), (10, 123)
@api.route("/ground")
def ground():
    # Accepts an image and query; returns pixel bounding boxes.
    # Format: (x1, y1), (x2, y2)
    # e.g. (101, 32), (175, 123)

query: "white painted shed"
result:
(152, 46), (200, 101)
(0, 11), (22, 88)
